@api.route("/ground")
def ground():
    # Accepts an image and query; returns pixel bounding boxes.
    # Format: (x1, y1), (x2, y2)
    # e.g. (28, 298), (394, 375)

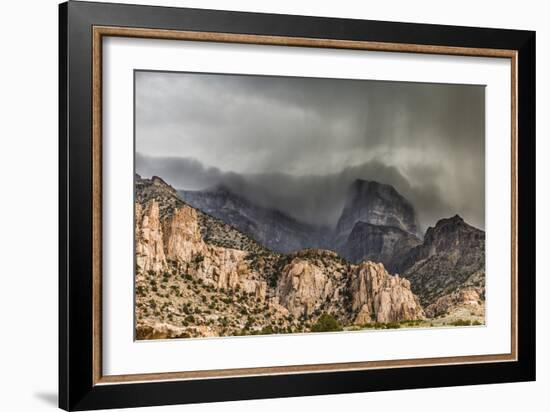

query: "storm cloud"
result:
(135, 71), (485, 233)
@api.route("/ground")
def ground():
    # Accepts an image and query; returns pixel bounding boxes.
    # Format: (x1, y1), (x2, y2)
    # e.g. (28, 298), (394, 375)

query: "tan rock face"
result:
(273, 257), (424, 324)
(163, 206), (205, 262)
(255, 281), (268, 301)
(204, 247), (247, 290)
(137, 200), (267, 298)
(425, 287), (483, 318)
(349, 261), (424, 324)
(276, 258), (330, 318)
(135, 201), (166, 273)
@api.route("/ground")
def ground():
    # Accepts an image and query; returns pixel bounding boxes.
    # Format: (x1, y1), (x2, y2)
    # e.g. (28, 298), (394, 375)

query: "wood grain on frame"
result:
(91, 26), (518, 385)
(92, 26), (103, 385)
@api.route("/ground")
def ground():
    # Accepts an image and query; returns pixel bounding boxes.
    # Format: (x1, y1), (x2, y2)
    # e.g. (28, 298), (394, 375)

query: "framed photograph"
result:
(59, 1), (535, 410)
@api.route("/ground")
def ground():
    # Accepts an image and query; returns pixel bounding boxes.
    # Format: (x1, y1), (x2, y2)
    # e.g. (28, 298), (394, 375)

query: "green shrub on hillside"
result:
(450, 319), (472, 326)
(311, 313), (343, 332)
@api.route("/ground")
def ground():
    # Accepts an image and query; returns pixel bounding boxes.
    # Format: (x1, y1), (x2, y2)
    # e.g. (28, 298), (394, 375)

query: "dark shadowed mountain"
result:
(179, 179), (426, 267)
(179, 186), (332, 254)
(335, 179), (419, 240)
(397, 215), (485, 306)
(331, 179), (422, 268)
(339, 222), (422, 272)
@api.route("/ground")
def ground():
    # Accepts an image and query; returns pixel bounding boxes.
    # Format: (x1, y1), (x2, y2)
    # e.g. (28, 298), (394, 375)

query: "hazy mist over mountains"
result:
(135, 71), (485, 232)
(136, 152), (482, 233)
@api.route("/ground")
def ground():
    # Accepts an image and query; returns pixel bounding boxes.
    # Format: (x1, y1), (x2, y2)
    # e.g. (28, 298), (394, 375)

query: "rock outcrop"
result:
(398, 215), (485, 307)
(276, 258), (331, 318)
(162, 205), (205, 263)
(424, 286), (484, 318)
(135, 201), (166, 273)
(135, 188), (267, 298)
(349, 261), (424, 324)
(274, 253), (424, 325)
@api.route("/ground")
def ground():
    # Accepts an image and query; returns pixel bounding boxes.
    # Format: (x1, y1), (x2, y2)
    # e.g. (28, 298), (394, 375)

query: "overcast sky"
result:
(135, 70), (485, 233)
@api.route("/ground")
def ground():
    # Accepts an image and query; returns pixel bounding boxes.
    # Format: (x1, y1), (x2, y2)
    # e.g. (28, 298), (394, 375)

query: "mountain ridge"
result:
(397, 214), (485, 306)
(135, 174), (485, 339)
(179, 178), (424, 266)
(179, 185), (331, 254)
(135, 175), (427, 339)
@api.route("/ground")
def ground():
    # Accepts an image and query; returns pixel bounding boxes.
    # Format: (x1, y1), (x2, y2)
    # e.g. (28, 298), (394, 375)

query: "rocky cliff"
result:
(335, 179), (419, 239)
(135, 175), (425, 339)
(275, 250), (424, 325)
(397, 215), (485, 307)
(339, 222), (421, 271)
(349, 261), (424, 324)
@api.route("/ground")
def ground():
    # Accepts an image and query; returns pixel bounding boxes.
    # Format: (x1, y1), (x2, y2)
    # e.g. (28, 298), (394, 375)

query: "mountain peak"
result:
(423, 214), (483, 248)
(337, 180), (419, 237)
(151, 175), (172, 188)
(446, 214), (464, 223)
(431, 214), (470, 231)
(397, 214), (485, 306)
